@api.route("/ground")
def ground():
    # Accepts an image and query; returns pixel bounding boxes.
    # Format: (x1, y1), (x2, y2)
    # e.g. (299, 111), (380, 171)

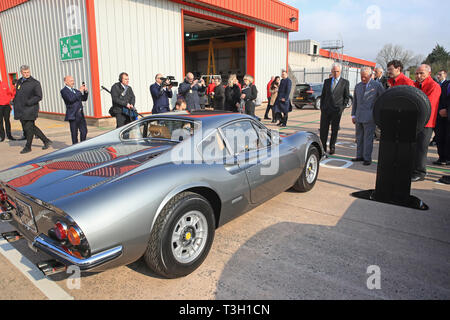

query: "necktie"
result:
(332, 79), (337, 92)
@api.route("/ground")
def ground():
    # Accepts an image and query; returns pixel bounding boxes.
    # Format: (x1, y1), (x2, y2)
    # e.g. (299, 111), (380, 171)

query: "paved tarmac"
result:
(0, 105), (449, 300)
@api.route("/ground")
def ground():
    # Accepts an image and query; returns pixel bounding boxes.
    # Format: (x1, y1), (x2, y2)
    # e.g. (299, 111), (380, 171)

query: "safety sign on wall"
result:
(59, 34), (83, 61)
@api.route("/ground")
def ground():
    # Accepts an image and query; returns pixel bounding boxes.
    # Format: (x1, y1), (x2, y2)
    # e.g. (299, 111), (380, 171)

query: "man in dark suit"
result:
(110, 72), (136, 128)
(433, 70), (450, 165)
(13, 65), (52, 154)
(150, 73), (173, 114)
(178, 72), (206, 112)
(60, 76), (89, 145)
(274, 70), (292, 127)
(319, 63), (350, 155)
(374, 67), (389, 89)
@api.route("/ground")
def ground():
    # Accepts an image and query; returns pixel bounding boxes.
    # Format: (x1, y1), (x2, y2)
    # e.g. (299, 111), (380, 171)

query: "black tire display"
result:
(144, 192), (215, 278)
(293, 146), (320, 192)
(373, 85), (431, 134)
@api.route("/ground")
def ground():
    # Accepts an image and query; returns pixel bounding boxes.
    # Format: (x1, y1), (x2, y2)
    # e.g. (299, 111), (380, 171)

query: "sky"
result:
(283, 0), (450, 64)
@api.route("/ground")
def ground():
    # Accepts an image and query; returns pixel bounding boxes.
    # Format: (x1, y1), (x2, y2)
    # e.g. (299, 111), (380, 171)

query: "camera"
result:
(160, 76), (178, 88)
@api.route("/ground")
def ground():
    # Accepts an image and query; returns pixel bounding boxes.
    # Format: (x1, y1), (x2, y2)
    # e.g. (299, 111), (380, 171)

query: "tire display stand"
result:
(352, 86), (431, 210)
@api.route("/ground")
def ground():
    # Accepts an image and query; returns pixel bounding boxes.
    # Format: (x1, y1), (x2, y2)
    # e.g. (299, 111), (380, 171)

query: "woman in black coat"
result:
(240, 75), (258, 118)
(212, 77), (225, 111)
(225, 74), (241, 112)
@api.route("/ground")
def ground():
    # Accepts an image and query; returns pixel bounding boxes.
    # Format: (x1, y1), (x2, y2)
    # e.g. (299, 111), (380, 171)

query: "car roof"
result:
(140, 110), (255, 129)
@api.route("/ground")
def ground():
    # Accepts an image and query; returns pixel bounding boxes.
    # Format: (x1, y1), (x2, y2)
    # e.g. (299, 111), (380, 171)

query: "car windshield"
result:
(121, 118), (199, 142)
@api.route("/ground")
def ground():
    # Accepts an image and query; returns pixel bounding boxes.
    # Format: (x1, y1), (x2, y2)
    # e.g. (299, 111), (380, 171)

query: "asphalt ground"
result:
(0, 105), (449, 300)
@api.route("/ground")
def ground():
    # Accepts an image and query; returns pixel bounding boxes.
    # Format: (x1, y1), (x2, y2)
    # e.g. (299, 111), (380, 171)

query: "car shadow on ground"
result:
(214, 188), (450, 300)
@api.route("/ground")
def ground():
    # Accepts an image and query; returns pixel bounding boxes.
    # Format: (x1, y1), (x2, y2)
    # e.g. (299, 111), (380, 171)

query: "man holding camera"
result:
(60, 75), (89, 145)
(150, 74), (173, 114)
(178, 72), (206, 112)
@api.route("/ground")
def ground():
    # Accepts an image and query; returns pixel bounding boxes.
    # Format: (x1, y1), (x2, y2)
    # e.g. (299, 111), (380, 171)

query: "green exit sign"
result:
(60, 34), (83, 61)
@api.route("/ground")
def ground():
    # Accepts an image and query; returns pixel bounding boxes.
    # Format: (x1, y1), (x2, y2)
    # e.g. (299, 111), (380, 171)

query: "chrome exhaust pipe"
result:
(1, 231), (23, 243)
(37, 260), (67, 276)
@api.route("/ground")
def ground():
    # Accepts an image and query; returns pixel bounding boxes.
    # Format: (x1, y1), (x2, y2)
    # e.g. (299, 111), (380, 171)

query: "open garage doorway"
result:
(182, 11), (255, 86)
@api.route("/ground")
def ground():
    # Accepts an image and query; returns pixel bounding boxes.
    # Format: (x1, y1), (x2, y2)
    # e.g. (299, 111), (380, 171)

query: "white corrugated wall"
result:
(95, 0), (288, 113)
(0, 0), (94, 116)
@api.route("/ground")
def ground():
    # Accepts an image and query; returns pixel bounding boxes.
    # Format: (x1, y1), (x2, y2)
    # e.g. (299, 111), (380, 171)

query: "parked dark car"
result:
(293, 83), (353, 110)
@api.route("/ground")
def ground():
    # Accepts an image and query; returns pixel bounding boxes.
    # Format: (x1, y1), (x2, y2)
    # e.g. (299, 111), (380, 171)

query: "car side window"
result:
(252, 123), (271, 149)
(199, 129), (229, 161)
(222, 121), (259, 155)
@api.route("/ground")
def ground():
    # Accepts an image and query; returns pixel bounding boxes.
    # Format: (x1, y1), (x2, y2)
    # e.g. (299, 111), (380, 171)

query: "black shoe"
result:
(438, 176), (450, 184)
(276, 122), (282, 126)
(42, 140), (53, 150)
(433, 159), (447, 165)
(363, 160), (372, 166)
(264, 117), (271, 120)
(17, 136), (26, 141)
(280, 123), (287, 127)
(411, 175), (425, 182)
(0, 137), (4, 142)
(7, 136), (17, 141)
(20, 147), (32, 154)
(271, 120), (277, 123)
(352, 158), (364, 162)
(329, 147), (335, 155)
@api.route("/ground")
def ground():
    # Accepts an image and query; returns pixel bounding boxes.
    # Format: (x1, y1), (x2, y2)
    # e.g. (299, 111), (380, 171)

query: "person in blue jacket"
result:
(60, 75), (89, 145)
(150, 74), (173, 114)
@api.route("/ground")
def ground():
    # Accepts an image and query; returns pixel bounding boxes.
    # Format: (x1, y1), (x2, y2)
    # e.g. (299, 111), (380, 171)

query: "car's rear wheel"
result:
(293, 146), (320, 192)
(144, 192), (215, 278)
(314, 97), (321, 110)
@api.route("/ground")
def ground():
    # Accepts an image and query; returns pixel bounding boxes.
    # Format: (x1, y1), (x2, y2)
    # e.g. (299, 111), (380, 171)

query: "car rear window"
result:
(295, 85), (310, 95)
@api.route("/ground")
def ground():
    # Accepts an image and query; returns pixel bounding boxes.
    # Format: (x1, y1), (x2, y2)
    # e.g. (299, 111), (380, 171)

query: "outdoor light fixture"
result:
(290, 17), (297, 23)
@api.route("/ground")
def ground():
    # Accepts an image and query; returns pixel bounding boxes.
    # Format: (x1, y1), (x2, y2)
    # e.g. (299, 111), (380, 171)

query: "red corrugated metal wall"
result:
(0, 0), (29, 12)
(189, 0), (298, 31)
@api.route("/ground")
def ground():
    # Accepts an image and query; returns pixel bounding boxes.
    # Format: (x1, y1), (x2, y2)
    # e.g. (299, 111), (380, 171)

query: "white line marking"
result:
(0, 238), (74, 300)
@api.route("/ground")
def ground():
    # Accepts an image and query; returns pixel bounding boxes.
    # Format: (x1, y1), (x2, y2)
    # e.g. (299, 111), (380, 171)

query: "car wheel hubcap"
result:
(306, 154), (318, 184)
(171, 210), (208, 264)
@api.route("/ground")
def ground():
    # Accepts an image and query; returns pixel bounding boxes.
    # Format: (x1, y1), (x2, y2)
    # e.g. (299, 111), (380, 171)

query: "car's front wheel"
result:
(144, 192), (215, 278)
(293, 146), (320, 192)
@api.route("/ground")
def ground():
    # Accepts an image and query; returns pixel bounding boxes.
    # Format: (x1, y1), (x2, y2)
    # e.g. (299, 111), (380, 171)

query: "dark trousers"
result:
(21, 119), (49, 149)
(69, 114), (88, 145)
(435, 114), (450, 161)
(245, 102), (255, 117)
(413, 127), (433, 178)
(0, 105), (12, 139)
(320, 110), (343, 152)
(115, 113), (132, 128)
(264, 99), (274, 118)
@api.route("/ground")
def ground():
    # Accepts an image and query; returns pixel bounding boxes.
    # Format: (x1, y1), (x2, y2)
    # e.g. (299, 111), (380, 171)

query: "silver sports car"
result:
(0, 111), (323, 278)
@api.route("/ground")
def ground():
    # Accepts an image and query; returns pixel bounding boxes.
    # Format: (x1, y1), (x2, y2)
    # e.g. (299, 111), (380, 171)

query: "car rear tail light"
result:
(306, 90), (314, 94)
(68, 226), (82, 246)
(54, 222), (68, 241)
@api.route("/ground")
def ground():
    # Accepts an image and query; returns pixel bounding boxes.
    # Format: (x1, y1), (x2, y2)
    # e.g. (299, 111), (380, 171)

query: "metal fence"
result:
(291, 67), (362, 93)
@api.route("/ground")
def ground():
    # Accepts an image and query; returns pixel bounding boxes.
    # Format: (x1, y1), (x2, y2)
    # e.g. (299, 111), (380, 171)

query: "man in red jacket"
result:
(387, 60), (415, 87)
(411, 64), (442, 181)
(0, 79), (16, 142)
